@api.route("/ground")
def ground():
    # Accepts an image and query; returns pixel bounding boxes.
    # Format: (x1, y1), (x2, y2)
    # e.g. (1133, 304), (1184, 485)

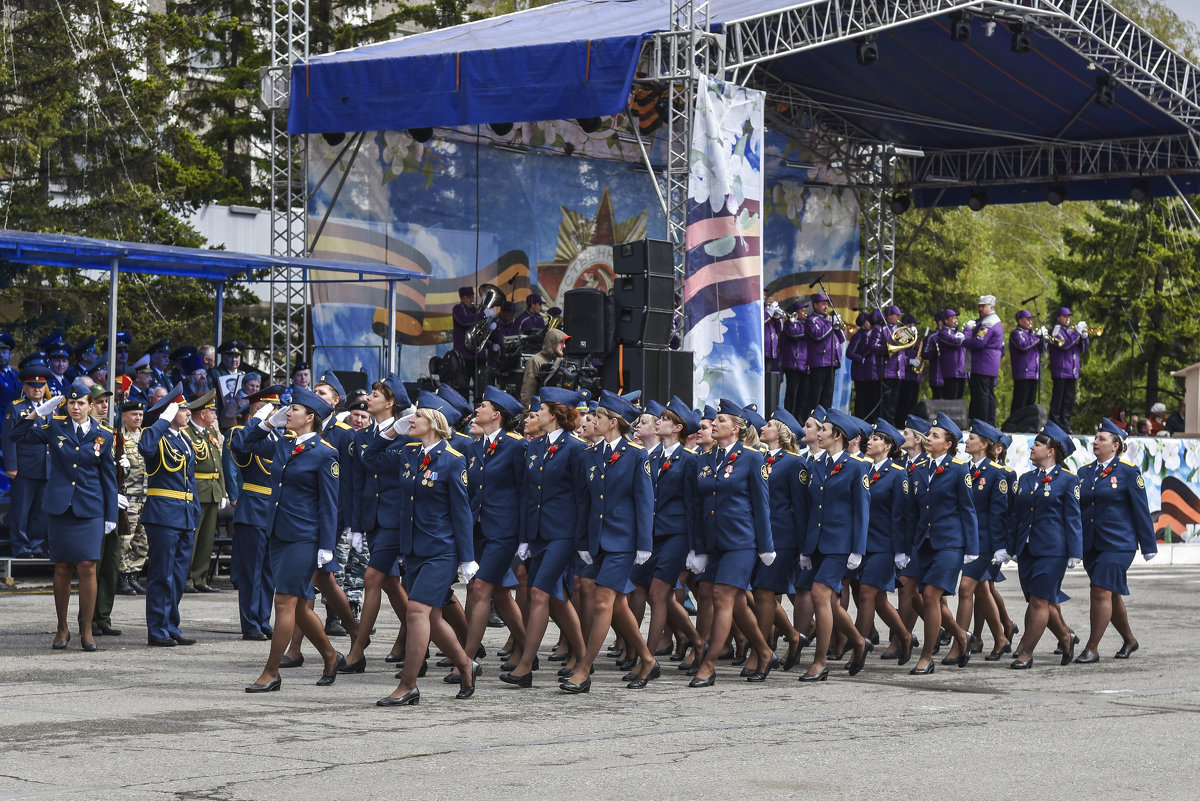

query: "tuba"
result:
(465, 284), (506, 353)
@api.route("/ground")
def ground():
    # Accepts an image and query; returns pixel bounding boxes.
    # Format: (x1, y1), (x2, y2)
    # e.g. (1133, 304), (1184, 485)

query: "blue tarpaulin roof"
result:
(0, 229), (422, 282)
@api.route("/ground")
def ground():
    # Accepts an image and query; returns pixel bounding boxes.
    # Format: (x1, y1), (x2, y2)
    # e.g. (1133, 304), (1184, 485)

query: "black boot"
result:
(487, 599), (504, 628)
(325, 609), (348, 637)
(116, 574), (138, 596)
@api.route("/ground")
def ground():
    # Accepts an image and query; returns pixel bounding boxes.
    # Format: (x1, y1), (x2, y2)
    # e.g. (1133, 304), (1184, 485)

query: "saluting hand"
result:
(267, 406), (289, 428)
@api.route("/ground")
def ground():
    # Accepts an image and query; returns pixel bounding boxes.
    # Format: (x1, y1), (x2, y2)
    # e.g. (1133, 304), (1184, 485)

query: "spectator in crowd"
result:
(1166, 405), (1185, 436)
(1147, 402), (1167, 435)
(1135, 417), (1153, 436)
(199, 345), (216, 370)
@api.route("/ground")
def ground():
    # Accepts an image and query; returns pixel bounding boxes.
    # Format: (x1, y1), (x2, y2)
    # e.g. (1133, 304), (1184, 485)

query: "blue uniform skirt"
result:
(48, 511), (102, 563)
(577, 558), (601, 581)
(633, 532), (689, 588)
(1016, 551), (1067, 602)
(793, 561), (816, 591)
(367, 526), (403, 577)
(594, 550), (635, 592)
(989, 562), (1007, 583)
(1084, 549), (1135, 595)
(961, 551), (992, 582)
(857, 551), (896, 592)
(752, 547), (798, 593)
(268, 538), (317, 599)
(812, 550), (848, 593)
(916, 541), (961, 596)
(475, 531), (519, 587)
(528, 538), (575, 601)
(403, 552), (457, 606)
(707, 547), (756, 587)
(897, 555), (922, 579)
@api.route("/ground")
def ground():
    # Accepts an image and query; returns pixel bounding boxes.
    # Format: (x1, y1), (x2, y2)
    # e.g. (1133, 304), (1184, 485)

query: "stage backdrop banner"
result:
(683, 79), (766, 409)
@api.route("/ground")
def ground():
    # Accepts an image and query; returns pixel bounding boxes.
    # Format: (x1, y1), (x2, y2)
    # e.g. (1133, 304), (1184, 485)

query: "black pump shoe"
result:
(377, 687), (420, 706)
(317, 653), (345, 686)
(245, 676), (282, 693)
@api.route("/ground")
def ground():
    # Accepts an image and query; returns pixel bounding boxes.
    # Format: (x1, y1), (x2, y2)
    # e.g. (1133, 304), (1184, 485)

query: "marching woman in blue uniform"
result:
(678, 404), (718, 677)
(229, 386), (286, 640)
(241, 387), (344, 692)
(501, 386), (588, 688)
(993, 421), (1082, 669)
(687, 399), (776, 687)
(374, 392), (478, 706)
(854, 418), (914, 665)
(907, 413), (978, 674)
(12, 380), (117, 650)
(881, 415), (930, 660)
(797, 408), (869, 681)
(749, 406), (809, 675)
(639, 397), (706, 678)
(138, 385), (202, 648)
(453, 386), (530, 682)
(560, 391), (655, 693)
(1075, 418), (1156, 663)
(944, 420), (1010, 663)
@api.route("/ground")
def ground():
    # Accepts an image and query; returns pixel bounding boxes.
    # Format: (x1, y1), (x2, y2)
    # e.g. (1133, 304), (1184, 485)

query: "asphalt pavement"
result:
(1, 564), (1198, 800)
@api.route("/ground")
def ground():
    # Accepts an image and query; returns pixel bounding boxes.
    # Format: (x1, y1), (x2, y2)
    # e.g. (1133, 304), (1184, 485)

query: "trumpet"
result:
(1085, 323), (1103, 337)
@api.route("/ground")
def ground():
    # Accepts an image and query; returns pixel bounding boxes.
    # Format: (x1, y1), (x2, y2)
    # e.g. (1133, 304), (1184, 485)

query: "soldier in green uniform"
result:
(184, 390), (226, 592)
(117, 400), (150, 596)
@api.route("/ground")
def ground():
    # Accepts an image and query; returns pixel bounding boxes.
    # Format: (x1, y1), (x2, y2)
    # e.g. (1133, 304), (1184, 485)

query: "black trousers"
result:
(895, 380), (920, 426)
(943, 377), (966, 400)
(968, 373), (997, 425)
(880, 377), (901, 425)
(783, 369), (807, 421)
(854, 380), (882, 421)
(806, 366), (836, 415)
(1049, 378), (1077, 433)
(1010, 379), (1039, 417)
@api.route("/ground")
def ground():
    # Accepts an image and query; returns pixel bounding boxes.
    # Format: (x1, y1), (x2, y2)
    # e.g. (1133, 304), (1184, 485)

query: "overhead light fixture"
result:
(1130, 178), (1150, 202)
(967, 189), (988, 212)
(1095, 73), (1116, 109)
(576, 117), (602, 133)
(1047, 184), (1068, 206)
(1011, 22), (1031, 53)
(983, 20), (996, 37)
(949, 12), (971, 42)
(892, 146), (926, 158)
(855, 35), (879, 66)
(889, 194), (911, 214)
(320, 132), (346, 146)
(488, 122), (514, 136)
(781, 158), (815, 170)
(408, 127), (433, 143)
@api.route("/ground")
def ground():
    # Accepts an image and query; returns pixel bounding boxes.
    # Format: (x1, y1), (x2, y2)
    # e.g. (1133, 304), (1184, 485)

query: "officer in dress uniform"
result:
(139, 384), (201, 647)
(963, 295), (1004, 425)
(314, 371), (363, 634)
(44, 337), (72, 398)
(184, 390), (226, 593)
(116, 400), (150, 596)
(1075, 418), (1157, 663)
(66, 336), (100, 382)
(144, 340), (172, 389)
(993, 421), (1082, 669)
(111, 331), (132, 378)
(0, 333), (21, 418)
(126, 359), (155, 407)
(3, 367), (52, 557)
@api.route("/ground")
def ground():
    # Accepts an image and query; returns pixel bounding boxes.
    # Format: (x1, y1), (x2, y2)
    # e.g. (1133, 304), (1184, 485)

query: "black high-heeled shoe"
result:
(384, 652), (404, 663)
(748, 654), (780, 682)
(51, 632), (71, 650)
(969, 634), (983, 654)
(317, 653), (345, 685)
(984, 641), (1012, 661)
(846, 641), (867, 677)
(688, 674), (716, 688)
(81, 639), (98, 652)
(1054, 629), (1080, 655)
(455, 684), (475, 699)
(560, 677), (591, 694)
(1074, 649), (1100, 664)
(338, 655), (367, 674)
(245, 676), (282, 693)
(798, 667), (828, 682)
(1060, 638), (1075, 666)
(499, 671), (533, 687)
(377, 687), (420, 706)
(615, 657), (637, 671)
(1114, 640), (1139, 659)
(1010, 656), (1034, 670)
(897, 637), (914, 667)
(909, 661), (935, 675)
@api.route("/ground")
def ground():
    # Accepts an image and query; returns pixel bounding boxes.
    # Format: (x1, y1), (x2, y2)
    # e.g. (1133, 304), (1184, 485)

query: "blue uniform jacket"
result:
(865, 458), (908, 554)
(911, 455), (979, 555)
(355, 424), (412, 533)
(968, 458), (1010, 558)
(3, 398), (49, 479)
(402, 440), (473, 562)
(1007, 464), (1082, 559)
(138, 417), (200, 530)
(579, 437), (654, 555)
(521, 430), (588, 543)
(323, 418), (356, 531)
(229, 424), (284, 531)
(764, 449), (809, 552)
(648, 443), (699, 540)
(696, 440), (773, 555)
(10, 414), (117, 521)
(1077, 459), (1155, 556)
(241, 424), (338, 553)
(803, 451), (869, 556)
(469, 430), (527, 538)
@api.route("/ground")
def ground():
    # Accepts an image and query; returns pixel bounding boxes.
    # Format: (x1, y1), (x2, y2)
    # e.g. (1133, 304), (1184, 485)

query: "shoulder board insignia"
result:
(445, 446), (463, 458)
(951, 455), (968, 464)
(99, 423), (113, 432)
(571, 433), (588, 443)
(1061, 468), (1076, 476)
(231, 425), (244, 433)
(52, 415), (67, 420)
(627, 441), (644, 450)
(319, 439), (336, 450)
(889, 463), (905, 471)
(684, 447), (697, 454)
(11, 398), (22, 406)
(755, 444), (768, 453)
(1120, 458), (1137, 467)
(334, 420), (351, 430)
(404, 442), (420, 448)
(852, 454), (870, 462)
(505, 431), (524, 441)
(989, 460), (1005, 469)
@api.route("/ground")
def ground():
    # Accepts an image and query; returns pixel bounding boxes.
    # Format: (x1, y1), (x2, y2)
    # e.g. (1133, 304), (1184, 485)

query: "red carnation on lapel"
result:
(547, 444), (559, 458)
(608, 450), (621, 465)
(870, 471), (880, 484)
(767, 455), (777, 466)
(934, 466), (944, 476)
(831, 462), (843, 476)
(291, 444), (304, 456)
(487, 440), (498, 455)
(420, 455), (431, 471)
(728, 451), (738, 463)
(1041, 474), (1052, 484)
(660, 459), (672, 472)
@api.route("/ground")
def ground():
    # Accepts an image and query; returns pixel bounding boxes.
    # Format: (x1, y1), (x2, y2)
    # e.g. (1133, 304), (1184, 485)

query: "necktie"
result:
(717, 448), (725, 462)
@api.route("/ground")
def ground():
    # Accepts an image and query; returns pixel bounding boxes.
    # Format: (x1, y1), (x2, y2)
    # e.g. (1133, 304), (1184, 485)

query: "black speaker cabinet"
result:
(614, 238), (674, 276)
(912, 399), (969, 429)
(604, 346), (693, 406)
(333, 370), (368, 396)
(1002, 404), (1049, 434)
(613, 273), (675, 310)
(615, 307), (674, 347)
(563, 288), (607, 355)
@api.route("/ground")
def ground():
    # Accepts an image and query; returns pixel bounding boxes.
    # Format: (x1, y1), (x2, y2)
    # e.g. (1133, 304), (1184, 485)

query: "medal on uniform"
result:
(1111, 477), (1118, 488)
(94, 436), (104, 457)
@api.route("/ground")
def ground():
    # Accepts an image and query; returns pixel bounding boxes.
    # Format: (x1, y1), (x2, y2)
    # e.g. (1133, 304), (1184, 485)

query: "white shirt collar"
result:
(1098, 457), (1114, 471)
(547, 428), (564, 443)
(872, 459), (888, 472)
(661, 441), (679, 458)
(971, 457), (986, 469)
(933, 453), (947, 468)
(75, 418), (92, 435)
(296, 431), (319, 445)
(377, 416), (394, 432)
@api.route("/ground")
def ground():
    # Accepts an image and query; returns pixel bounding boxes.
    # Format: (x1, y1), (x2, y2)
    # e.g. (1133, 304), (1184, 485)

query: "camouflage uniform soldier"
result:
(117, 400), (149, 595)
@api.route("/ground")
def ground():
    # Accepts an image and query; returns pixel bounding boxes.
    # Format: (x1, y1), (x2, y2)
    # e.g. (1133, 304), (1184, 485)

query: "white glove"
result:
(1144, 551), (1156, 562)
(335, 411), (350, 424)
(517, 542), (531, 560)
(846, 553), (862, 570)
(685, 550), (697, 572)
(161, 401), (181, 424)
(34, 396), (62, 416)
(759, 551), (777, 566)
(219, 497), (229, 510)
(349, 531), (364, 553)
(1075, 321), (1088, 334)
(964, 319), (977, 330)
(119, 455), (130, 470)
(316, 549), (333, 568)
(1037, 326), (1049, 337)
(392, 413), (416, 436)
(577, 550), (593, 566)
(894, 553), (909, 569)
(952, 331), (965, 342)
(484, 307), (497, 318)
(767, 301), (782, 318)
(103, 521), (117, 535)
(268, 406), (289, 428)
(634, 550), (652, 565)
(992, 549), (1011, 565)
(798, 554), (813, 571)
(691, 553), (709, 574)
(908, 358), (920, 368)
(488, 321), (498, 331)
(460, 560), (479, 583)
(252, 403), (273, 421)
(117, 494), (129, 510)
(1067, 557), (1082, 569)
(964, 554), (978, 564)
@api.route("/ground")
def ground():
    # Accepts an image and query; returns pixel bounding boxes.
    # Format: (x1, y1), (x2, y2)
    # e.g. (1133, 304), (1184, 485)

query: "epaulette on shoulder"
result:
(98, 423), (113, 432)
(852, 453), (870, 462)
(684, 446), (697, 454)
(505, 431), (523, 441)
(627, 440), (645, 450)
(445, 446), (463, 458)
(231, 425), (244, 432)
(334, 420), (351, 430)
(889, 462), (906, 471)
(571, 433), (588, 444)
(754, 444), (768, 453)
(952, 455), (968, 464)
(1120, 458), (1137, 467)
(11, 398), (22, 406)
(52, 414), (67, 420)
(320, 439), (336, 450)
(1060, 467), (1076, 476)
(404, 442), (420, 448)
(989, 460), (1005, 470)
